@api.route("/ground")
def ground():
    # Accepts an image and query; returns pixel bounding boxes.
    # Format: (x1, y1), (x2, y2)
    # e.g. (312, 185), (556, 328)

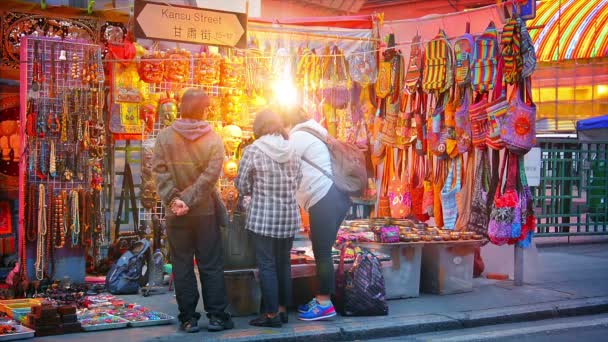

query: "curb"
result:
(185, 296), (608, 342)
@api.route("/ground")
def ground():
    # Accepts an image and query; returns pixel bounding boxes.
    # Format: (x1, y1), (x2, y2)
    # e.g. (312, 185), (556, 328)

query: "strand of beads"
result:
(35, 184), (47, 281)
(70, 190), (80, 247)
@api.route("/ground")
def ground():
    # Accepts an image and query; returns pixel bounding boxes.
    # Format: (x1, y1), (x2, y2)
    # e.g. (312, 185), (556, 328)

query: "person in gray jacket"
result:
(152, 89), (233, 333)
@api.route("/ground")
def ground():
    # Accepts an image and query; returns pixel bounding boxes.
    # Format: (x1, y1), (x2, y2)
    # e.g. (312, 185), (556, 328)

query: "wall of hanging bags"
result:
(374, 15), (537, 248)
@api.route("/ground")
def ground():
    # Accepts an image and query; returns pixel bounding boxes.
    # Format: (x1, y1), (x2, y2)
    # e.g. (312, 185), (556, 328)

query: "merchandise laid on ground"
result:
(0, 294), (174, 339)
(0, 0), (564, 339)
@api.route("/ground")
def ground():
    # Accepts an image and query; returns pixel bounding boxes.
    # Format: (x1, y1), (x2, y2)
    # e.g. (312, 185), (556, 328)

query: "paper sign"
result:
(523, 147), (541, 187)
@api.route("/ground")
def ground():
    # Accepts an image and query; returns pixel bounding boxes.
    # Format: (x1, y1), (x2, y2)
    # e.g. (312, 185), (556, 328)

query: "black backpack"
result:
(342, 250), (388, 316)
(106, 239), (150, 294)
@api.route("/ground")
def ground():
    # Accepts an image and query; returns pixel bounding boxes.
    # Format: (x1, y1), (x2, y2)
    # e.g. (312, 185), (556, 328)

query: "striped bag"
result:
(469, 93), (490, 148)
(472, 22), (501, 93)
(422, 30), (454, 95)
(403, 33), (424, 95)
(441, 157), (462, 230)
(501, 17), (523, 85)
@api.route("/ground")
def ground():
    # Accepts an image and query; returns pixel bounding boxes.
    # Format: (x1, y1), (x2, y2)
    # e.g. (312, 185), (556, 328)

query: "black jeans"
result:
(251, 231), (294, 314)
(308, 185), (351, 295)
(166, 213), (228, 323)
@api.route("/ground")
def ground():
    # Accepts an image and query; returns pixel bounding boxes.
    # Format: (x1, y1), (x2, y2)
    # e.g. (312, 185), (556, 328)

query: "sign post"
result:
(134, 0), (247, 49)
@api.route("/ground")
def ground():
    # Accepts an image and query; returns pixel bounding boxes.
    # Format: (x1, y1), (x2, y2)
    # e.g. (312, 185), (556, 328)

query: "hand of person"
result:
(171, 199), (190, 216)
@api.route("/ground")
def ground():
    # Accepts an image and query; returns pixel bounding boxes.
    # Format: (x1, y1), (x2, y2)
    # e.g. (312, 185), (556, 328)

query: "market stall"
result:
(0, 0), (541, 337)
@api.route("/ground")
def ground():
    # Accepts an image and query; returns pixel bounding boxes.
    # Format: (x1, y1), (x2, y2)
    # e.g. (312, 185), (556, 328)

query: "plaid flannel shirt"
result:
(235, 144), (303, 238)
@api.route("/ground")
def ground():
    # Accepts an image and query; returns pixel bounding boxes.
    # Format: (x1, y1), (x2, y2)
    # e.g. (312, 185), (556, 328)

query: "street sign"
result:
(134, 0), (247, 49)
(513, 0), (536, 20)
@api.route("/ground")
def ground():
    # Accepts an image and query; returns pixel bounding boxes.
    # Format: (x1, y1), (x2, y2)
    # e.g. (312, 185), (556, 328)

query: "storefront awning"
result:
(528, 0), (608, 61)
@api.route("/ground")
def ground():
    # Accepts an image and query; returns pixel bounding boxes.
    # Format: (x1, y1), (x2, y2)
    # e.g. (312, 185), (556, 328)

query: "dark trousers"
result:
(251, 231), (294, 314)
(166, 214), (228, 323)
(308, 185), (351, 295)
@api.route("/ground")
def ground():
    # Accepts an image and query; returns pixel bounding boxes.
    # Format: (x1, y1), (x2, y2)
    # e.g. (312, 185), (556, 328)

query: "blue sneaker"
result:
(297, 301), (336, 321)
(298, 298), (318, 314)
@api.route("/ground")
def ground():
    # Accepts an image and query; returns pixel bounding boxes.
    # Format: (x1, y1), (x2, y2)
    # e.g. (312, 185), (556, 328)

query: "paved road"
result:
(369, 313), (608, 342)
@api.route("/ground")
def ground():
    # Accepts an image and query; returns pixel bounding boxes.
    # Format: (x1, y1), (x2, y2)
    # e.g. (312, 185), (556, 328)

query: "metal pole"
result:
(514, 245), (524, 286)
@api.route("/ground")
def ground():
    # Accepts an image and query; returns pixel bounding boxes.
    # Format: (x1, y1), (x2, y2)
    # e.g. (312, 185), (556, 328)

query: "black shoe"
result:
(179, 318), (200, 333)
(279, 312), (288, 324)
(208, 314), (234, 332)
(249, 314), (282, 328)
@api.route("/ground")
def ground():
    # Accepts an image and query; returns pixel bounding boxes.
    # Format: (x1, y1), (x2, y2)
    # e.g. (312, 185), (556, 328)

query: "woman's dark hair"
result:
(282, 106), (309, 128)
(180, 88), (210, 120)
(253, 109), (287, 139)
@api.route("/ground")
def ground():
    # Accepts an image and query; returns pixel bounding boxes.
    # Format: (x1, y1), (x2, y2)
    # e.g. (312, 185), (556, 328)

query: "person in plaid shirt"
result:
(235, 109), (302, 328)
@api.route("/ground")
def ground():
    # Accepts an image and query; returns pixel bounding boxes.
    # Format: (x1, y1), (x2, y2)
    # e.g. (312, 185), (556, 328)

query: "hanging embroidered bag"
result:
(472, 22), (501, 93)
(441, 157), (462, 230)
(428, 92), (449, 159)
(388, 149), (412, 218)
(456, 153), (475, 231)
(403, 33), (424, 95)
(422, 30), (454, 95)
(469, 93), (490, 148)
(348, 45), (378, 86)
(485, 69), (508, 151)
(519, 18), (537, 79)
(414, 92), (428, 156)
(411, 155), (429, 222)
(453, 32), (475, 87)
(433, 159), (446, 227)
(376, 61), (392, 99)
(501, 17), (523, 85)
(377, 148), (393, 217)
(395, 93), (414, 148)
(455, 88), (473, 153)
(488, 152), (520, 245)
(517, 156), (535, 248)
(423, 157), (435, 219)
(445, 89), (459, 158)
(468, 149), (491, 236)
(501, 77), (536, 155)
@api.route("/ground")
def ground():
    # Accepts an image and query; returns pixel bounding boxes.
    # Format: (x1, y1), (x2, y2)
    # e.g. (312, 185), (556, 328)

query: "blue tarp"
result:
(576, 115), (608, 131)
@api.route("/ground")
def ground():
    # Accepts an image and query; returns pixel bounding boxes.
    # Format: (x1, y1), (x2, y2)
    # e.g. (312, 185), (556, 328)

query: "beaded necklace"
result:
(60, 93), (68, 142)
(35, 184), (47, 281)
(70, 190), (80, 247)
(49, 141), (56, 178)
(46, 185), (55, 279)
(26, 183), (38, 242)
(38, 141), (47, 179)
(54, 192), (66, 248)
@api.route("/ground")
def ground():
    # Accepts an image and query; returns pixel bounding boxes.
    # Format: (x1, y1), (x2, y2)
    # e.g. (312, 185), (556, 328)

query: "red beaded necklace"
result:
(26, 183), (38, 242)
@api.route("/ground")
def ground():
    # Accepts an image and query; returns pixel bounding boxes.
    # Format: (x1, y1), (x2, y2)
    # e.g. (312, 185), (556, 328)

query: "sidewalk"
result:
(35, 243), (608, 342)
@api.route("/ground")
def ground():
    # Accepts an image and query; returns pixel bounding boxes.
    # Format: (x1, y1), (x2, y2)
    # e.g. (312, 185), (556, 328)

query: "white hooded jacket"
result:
(289, 120), (333, 211)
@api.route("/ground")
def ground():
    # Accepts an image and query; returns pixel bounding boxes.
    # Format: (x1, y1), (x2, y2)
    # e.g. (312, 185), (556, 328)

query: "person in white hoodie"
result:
(286, 109), (352, 321)
(235, 109), (302, 328)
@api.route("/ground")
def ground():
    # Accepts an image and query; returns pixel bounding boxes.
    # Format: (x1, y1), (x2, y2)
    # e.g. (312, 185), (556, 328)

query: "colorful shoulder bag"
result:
(441, 157), (462, 230)
(501, 77), (536, 155)
(422, 29), (454, 95)
(403, 33), (424, 95)
(469, 92), (489, 149)
(456, 153), (475, 231)
(433, 159), (447, 227)
(488, 152), (520, 245)
(517, 155), (535, 247)
(414, 91), (428, 156)
(485, 60), (508, 151)
(501, 16), (523, 85)
(428, 92), (450, 159)
(455, 88), (473, 154)
(388, 149), (412, 219)
(468, 149), (491, 237)
(453, 32), (475, 88)
(411, 154), (429, 222)
(472, 22), (501, 94)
